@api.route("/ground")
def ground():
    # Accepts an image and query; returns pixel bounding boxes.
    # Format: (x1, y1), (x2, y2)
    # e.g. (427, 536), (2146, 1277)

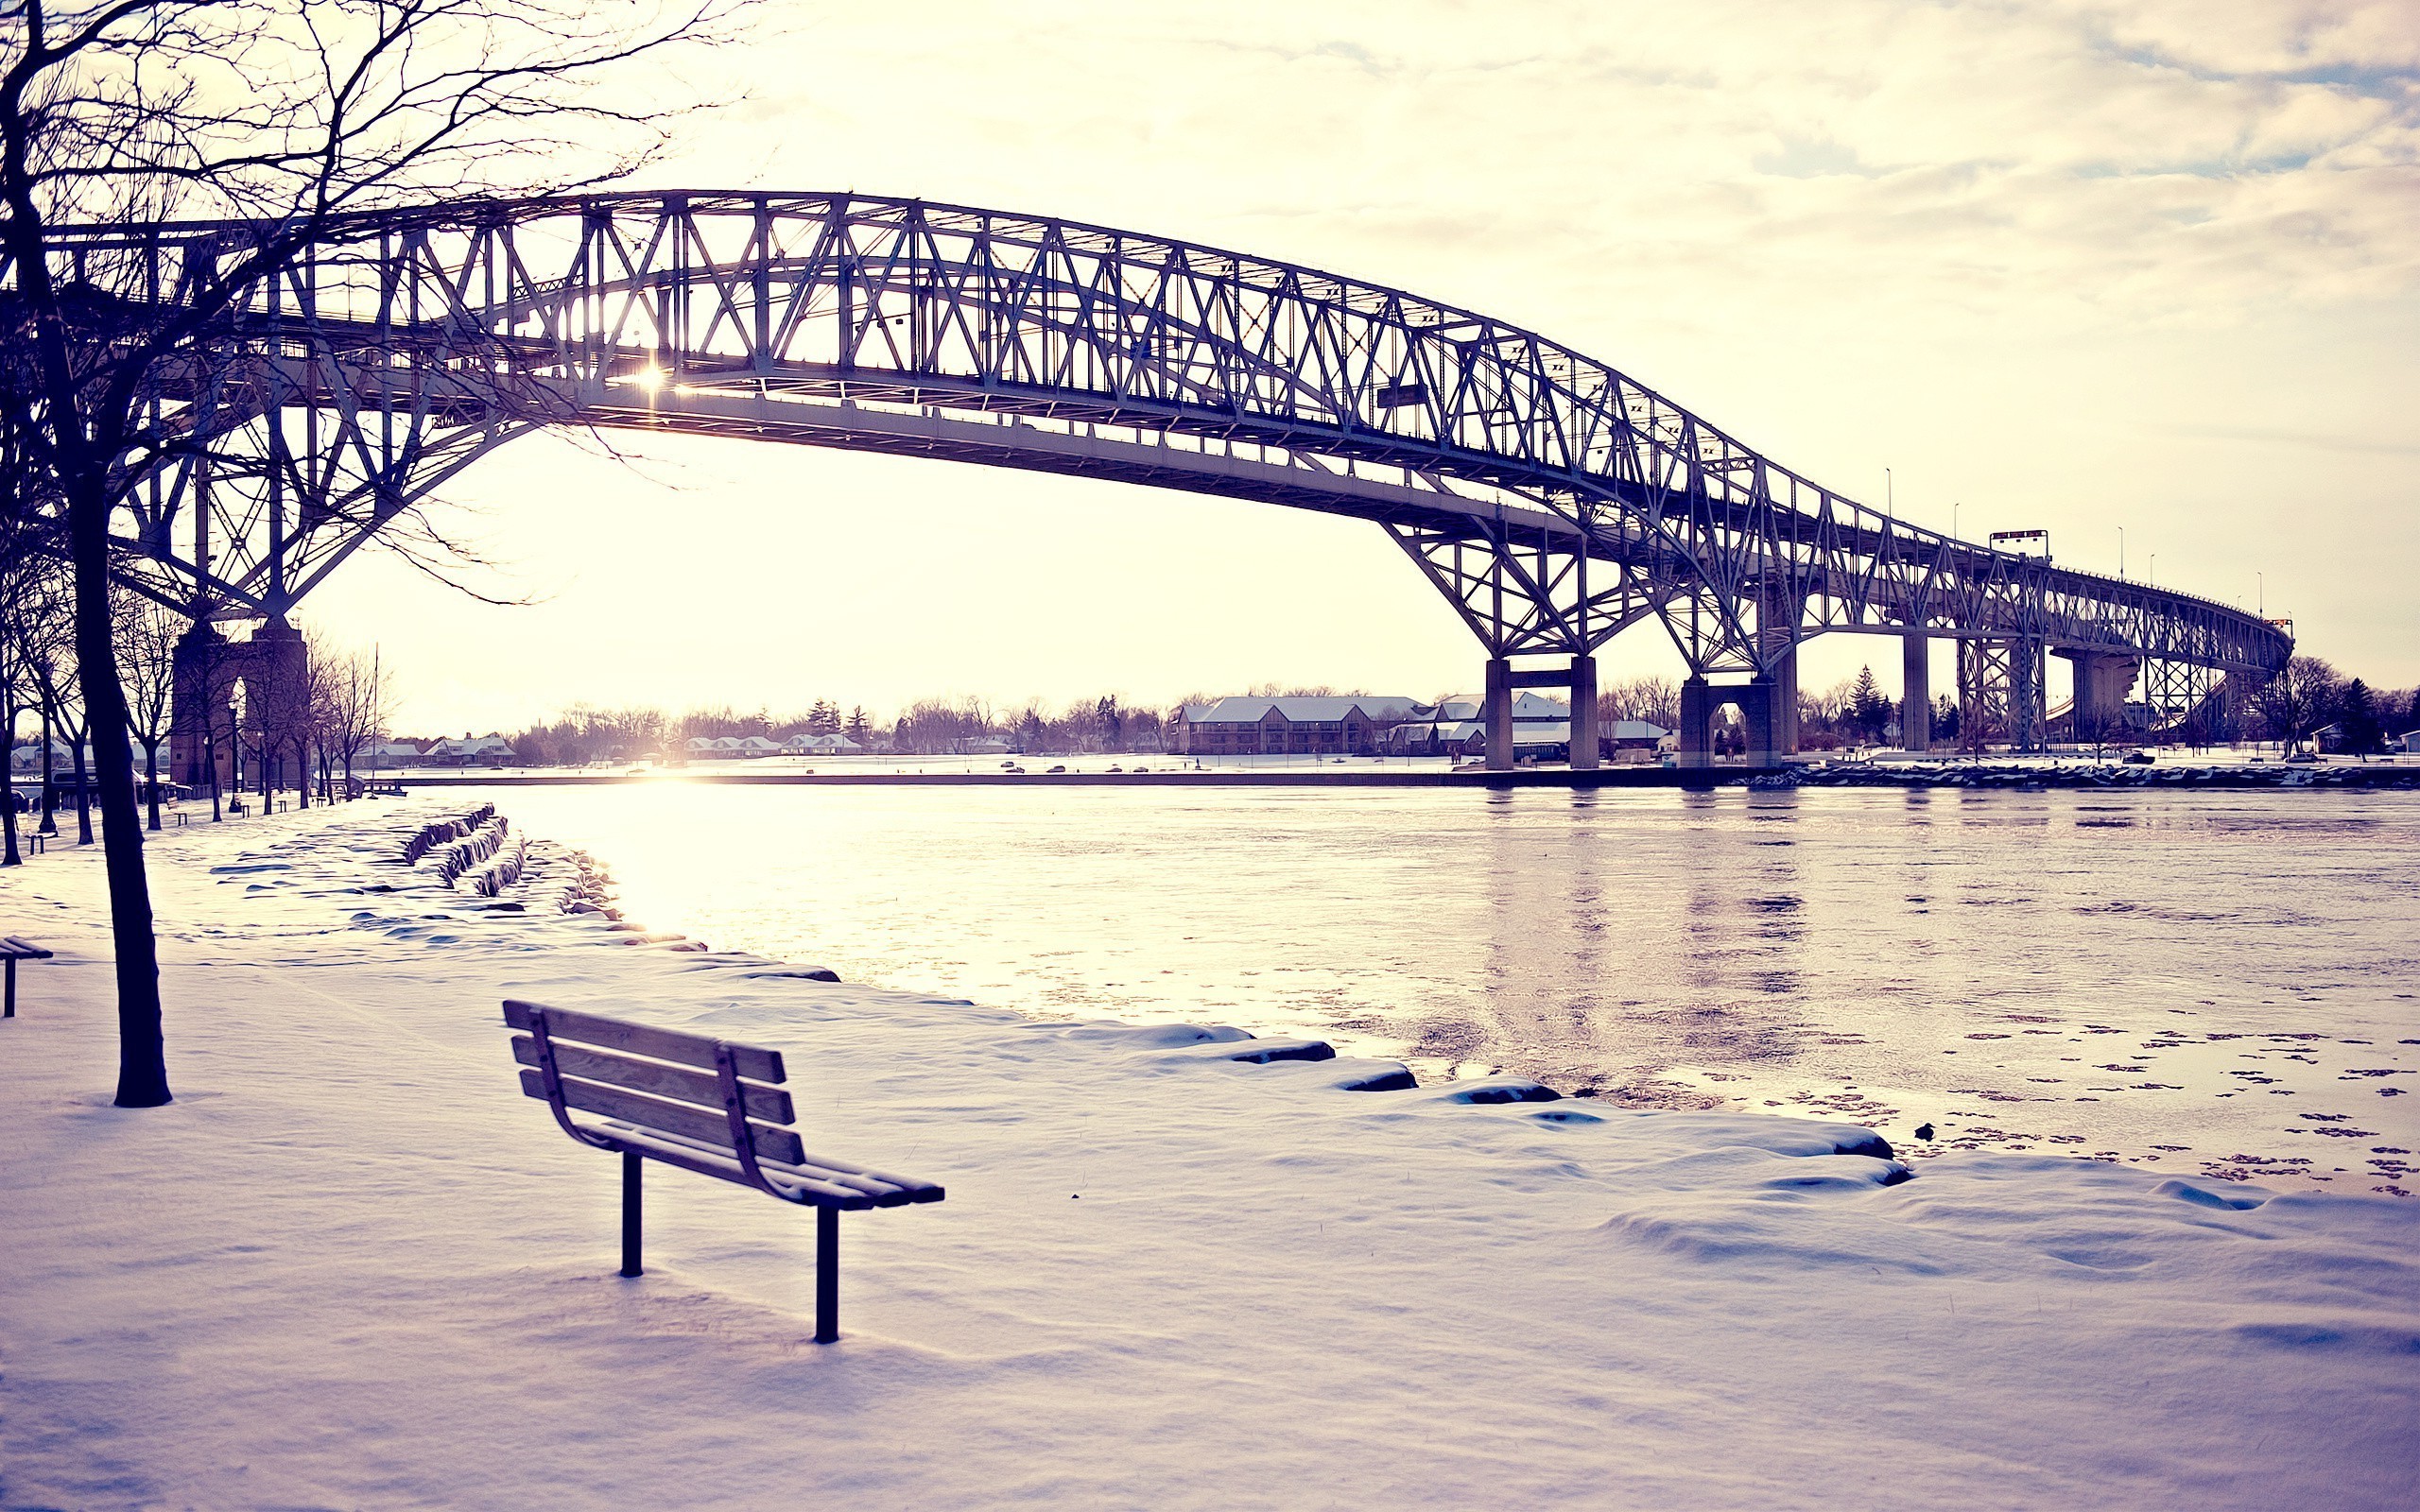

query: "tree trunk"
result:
(207, 729), (222, 821)
(68, 475), (168, 1108)
(38, 696), (57, 835)
(144, 740), (162, 830)
(293, 741), (309, 808)
(70, 730), (93, 845)
(2, 695), (19, 868)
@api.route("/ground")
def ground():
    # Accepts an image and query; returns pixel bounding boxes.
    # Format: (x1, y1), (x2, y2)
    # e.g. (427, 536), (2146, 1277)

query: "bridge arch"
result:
(17, 191), (2290, 767)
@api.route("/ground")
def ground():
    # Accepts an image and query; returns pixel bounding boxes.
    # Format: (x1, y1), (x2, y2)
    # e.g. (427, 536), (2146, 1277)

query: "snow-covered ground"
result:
(4, 803), (2417, 1508)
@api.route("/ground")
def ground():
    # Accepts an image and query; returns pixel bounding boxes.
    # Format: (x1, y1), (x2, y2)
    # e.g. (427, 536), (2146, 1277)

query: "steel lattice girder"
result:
(9, 191), (2290, 677)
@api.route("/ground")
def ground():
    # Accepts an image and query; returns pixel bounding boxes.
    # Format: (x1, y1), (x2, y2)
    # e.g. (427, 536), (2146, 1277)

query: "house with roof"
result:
(421, 733), (514, 766)
(783, 732), (864, 754)
(1167, 696), (1426, 757)
(365, 739), (425, 768)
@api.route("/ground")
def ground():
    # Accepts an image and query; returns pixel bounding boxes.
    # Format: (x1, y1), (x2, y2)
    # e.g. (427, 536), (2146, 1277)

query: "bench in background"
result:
(504, 1000), (944, 1343)
(2, 936), (54, 1019)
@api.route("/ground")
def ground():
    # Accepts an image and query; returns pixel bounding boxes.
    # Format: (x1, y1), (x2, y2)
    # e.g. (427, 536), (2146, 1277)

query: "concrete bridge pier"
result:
(1566, 654), (1599, 770)
(1484, 658), (1514, 770)
(1769, 648), (1801, 756)
(2059, 650), (2139, 744)
(1902, 632), (1931, 752)
(1678, 678), (1713, 769)
(1482, 654), (1601, 770)
(169, 622), (227, 786)
(170, 617), (307, 790)
(1742, 677), (1784, 767)
(1673, 677), (1786, 769)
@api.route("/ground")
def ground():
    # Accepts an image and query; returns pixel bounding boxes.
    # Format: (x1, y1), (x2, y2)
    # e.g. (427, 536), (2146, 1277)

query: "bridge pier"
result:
(1678, 678), (1713, 769)
(1567, 654), (1599, 770)
(1482, 655), (1601, 769)
(2058, 650), (2138, 746)
(1902, 633), (1931, 752)
(1484, 658), (1513, 771)
(171, 619), (308, 793)
(1743, 677), (1783, 768)
(1771, 648), (1801, 756)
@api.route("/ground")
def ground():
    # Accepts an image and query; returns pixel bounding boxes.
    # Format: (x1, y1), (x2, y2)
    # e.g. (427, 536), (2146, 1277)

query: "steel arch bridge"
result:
(17, 190), (2289, 765)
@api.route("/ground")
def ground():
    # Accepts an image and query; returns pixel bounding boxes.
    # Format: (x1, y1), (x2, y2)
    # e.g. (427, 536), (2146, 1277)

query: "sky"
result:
(290, 0), (2420, 732)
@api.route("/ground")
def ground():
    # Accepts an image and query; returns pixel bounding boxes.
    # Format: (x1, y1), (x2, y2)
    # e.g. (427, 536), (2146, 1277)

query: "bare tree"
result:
(2257, 655), (2342, 756)
(10, 558), (75, 837)
(322, 643), (388, 796)
(115, 590), (178, 827)
(0, 0), (735, 1106)
(1599, 676), (1680, 731)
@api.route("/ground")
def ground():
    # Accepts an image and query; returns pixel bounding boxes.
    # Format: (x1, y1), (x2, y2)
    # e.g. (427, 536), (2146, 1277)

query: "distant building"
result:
(422, 733), (514, 766)
(366, 740), (425, 768)
(783, 733), (864, 754)
(2403, 730), (2420, 756)
(1167, 696), (1426, 757)
(681, 735), (784, 760)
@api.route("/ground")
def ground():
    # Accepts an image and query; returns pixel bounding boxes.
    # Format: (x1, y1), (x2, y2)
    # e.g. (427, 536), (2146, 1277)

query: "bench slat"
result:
(510, 1036), (793, 1124)
(505, 1000), (784, 1083)
(595, 1125), (880, 1210)
(518, 1068), (806, 1166)
(0, 937), (53, 960)
(605, 1121), (944, 1206)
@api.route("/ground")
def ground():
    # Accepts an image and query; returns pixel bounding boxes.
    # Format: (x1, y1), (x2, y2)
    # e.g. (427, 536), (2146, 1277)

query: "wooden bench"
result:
(504, 1000), (944, 1343)
(2, 936), (54, 1018)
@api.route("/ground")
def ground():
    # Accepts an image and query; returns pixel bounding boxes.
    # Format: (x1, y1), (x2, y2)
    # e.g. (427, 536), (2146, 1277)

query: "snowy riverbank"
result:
(4, 803), (2417, 1508)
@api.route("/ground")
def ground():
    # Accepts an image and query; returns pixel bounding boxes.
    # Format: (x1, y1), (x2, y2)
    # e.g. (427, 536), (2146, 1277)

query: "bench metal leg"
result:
(620, 1152), (643, 1278)
(815, 1206), (838, 1344)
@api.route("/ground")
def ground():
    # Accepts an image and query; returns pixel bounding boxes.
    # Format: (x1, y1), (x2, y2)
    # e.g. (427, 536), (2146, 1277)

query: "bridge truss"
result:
(9, 191), (2290, 765)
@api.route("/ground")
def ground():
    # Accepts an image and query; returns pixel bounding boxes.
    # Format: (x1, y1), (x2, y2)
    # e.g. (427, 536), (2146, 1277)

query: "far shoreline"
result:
(380, 761), (2420, 792)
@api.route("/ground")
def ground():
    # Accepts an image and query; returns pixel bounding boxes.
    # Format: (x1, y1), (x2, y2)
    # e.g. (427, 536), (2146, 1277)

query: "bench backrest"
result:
(505, 1000), (804, 1165)
(0, 936), (51, 961)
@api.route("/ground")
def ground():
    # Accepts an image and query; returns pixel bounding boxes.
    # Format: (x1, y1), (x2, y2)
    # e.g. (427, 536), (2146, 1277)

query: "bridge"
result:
(18, 191), (2289, 770)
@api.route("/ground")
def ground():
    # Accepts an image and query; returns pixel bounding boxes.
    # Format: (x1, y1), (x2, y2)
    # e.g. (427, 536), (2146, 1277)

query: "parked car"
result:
(2121, 750), (2154, 765)
(2284, 749), (2321, 765)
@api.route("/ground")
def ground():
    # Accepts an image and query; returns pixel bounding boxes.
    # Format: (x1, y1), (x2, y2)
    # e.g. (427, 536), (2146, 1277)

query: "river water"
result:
(484, 782), (2420, 1194)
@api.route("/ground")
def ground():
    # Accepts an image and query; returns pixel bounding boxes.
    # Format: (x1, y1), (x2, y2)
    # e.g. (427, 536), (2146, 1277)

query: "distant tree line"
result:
(494, 692), (1181, 763)
(470, 661), (2420, 769)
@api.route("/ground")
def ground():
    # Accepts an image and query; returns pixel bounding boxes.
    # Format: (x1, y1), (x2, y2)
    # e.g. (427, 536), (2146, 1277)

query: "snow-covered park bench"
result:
(2, 936), (53, 1019)
(504, 1000), (945, 1343)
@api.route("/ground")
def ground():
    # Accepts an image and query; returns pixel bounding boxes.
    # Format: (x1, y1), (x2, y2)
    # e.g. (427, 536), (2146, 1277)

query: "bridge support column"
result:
(2058, 650), (2138, 746)
(1484, 658), (1513, 771)
(2009, 640), (2047, 752)
(1771, 648), (1801, 756)
(1743, 678), (1783, 769)
(169, 622), (226, 787)
(1901, 633), (1931, 752)
(1678, 678), (1713, 769)
(1567, 654), (1599, 770)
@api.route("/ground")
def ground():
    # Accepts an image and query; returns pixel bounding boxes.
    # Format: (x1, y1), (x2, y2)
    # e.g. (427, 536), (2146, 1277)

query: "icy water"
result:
(487, 782), (2420, 1193)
